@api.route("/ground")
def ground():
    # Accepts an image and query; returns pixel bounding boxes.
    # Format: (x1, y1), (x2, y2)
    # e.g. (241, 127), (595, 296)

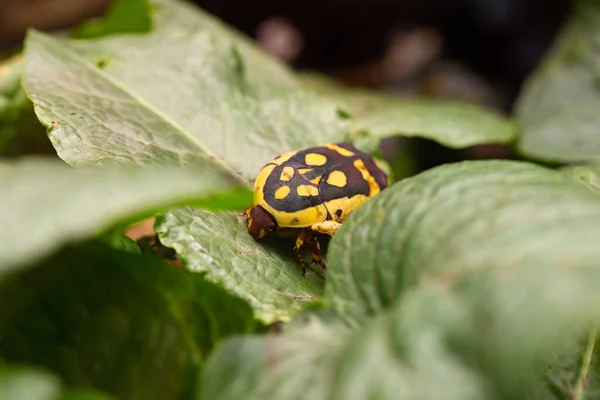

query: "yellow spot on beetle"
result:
(297, 185), (319, 196)
(305, 153), (327, 166)
(275, 186), (291, 199)
(280, 166), (294, 181)
(311, 176), (322, 185)
(326, 170), (347, 187)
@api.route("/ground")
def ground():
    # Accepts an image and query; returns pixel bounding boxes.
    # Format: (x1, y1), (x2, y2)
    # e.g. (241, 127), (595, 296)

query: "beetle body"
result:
(245, 142), (389, 272)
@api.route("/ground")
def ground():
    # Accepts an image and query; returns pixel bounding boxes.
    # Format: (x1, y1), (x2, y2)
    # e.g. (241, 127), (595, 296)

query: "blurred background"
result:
(0, 0), (572, 169)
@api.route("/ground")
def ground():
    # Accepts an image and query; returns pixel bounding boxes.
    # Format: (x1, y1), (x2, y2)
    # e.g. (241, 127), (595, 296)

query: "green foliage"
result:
(325, 160), (600, 325)
(299, 72), (517, 148)
(0, 157), (250, 274)
(148, 0), (297, 87)
(2, 0), (600, 399)
(0, 243), (255, 400)
(156, 208), (324, 323)
(204, 161), (600, 400)
(23, 30), (344, 183)
(515, 0), (600, 163)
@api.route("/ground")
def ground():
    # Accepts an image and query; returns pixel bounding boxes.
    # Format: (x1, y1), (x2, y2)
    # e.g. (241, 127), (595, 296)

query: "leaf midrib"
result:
(26, 30), (250, 187)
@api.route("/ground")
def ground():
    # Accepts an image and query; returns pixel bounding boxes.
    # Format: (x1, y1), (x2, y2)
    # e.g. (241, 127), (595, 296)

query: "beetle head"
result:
(246, 205), (278, 240)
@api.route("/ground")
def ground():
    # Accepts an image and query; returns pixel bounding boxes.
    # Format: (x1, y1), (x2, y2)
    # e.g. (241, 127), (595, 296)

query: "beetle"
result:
(245, 142), (390, 273)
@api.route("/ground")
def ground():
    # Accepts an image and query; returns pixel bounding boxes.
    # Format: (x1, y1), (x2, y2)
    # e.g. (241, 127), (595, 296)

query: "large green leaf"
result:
(300, 72), (516, 148)
(515, 0), (600, 163)
(0, 243), (255, 400)
(355, 99), (516, 148)
(21, 4), (346, 325)
(0, 157), (250, 275)
(202, 160), (600, 400)
(22, 24), (342, 183)
(325, 160), (600, 324)
(149, 0), (297, 87)
(201, 290), (495, 400)
(325, 160), (600, 394)
(155, 208), (324, 324)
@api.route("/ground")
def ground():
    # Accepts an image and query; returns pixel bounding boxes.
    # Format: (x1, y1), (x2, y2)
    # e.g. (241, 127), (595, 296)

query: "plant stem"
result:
(573, 327), (597, 400)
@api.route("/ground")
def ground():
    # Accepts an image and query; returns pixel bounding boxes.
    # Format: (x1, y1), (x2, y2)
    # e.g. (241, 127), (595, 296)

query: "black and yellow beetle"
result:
(245, 142), (390, 273)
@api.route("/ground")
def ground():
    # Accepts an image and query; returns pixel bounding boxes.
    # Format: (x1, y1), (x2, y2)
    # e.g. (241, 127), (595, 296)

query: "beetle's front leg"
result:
(310, 220), (342, 236)
(294, 230), (309, 275)
(308, 237), (327, 269)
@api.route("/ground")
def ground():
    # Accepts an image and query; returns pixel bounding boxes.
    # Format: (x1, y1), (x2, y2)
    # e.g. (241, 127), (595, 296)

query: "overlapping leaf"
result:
(23, 24), (344, 182)
(156, 208), (324, 324)
(0, 157), (250, 274)
(203, 160), (600, 400)
(20, 0), (352, 324)
(201, 288), (493, 400)
(149, 0), (297, 87)
(325, 160), (600, 324)
(355, 99), (515, 148)
(515, 0), (600, 163)
(300, 73), (516, 148)
(0, 243), (255, 400)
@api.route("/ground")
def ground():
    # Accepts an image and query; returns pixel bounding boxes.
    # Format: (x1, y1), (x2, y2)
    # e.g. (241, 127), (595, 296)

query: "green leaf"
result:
(562, 163), (600, 193)
(0, 243), (255, 400)
(298, 72), (388, 119)
(200, 286), (513, 400)
(324, 159), (600, 395)
(155, 208), (324, 324)
(515, 0), (600, 163)
(300, 72), (516, 148)
(22, 23), (343, 182)
(325, 160), (600, 324)
(74, 0), (152, 39)
(0, 362), (114, 400)
(354, 99), (516, 148)
(0, 157), (250, 275)
(22, 9), (346, 326)
(150, 0), (297, 87)
(203, 161), (600, 400)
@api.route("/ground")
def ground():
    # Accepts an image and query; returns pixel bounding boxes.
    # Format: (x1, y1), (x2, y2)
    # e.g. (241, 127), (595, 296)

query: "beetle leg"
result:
(310, 220), (342, 236)
(294, 230), (308, 275)
(309, 238), (327, 268)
